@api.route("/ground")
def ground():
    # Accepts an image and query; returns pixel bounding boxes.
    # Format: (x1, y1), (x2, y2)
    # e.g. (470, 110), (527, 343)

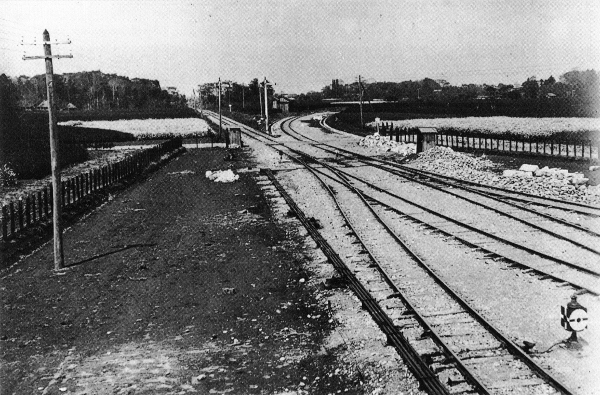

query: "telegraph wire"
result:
(0, 16), (41, 32)
(0, 45), (24, 53)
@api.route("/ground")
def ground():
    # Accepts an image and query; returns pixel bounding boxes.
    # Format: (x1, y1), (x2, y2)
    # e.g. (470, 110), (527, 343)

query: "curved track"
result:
(202, 110), (591, 394)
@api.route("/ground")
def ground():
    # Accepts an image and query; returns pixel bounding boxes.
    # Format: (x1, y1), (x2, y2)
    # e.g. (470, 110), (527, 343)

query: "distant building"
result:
(273, 96), (294, 114)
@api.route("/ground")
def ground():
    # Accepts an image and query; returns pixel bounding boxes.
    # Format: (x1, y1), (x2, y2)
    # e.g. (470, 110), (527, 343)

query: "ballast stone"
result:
(519, 164), (539, 172)
(503, 170), (533, 178)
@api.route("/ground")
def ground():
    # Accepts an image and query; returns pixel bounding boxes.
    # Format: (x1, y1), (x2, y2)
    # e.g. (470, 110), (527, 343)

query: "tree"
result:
(0, 74), (21, 162)
(522, 76), (539, 98)
(544, 75), (556, 86)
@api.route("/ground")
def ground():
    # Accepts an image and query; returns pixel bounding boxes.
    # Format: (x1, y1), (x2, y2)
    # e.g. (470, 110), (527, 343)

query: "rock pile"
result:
(357, 133), (416, 155)
(503, 165), (589, 186)
(205, 169), (239, 183)
(407, 146), (600, 205)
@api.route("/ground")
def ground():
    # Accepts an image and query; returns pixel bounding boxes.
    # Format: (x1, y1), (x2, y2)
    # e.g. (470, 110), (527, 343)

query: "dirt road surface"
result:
(1, 148), (366, 394)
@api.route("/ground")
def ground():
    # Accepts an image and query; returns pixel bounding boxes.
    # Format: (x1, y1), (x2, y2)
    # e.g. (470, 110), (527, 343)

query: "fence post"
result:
(25, 196), (31, 227)
(68, 179), (73, 206)
(37, 191), (43, 220)
(2, 205), (8, 240)
(61, 181), (66, 208)
(9, 202), (15, 236)
(543, 140), (546, 155)
(44, 187), (50, 217)
(32, 194), (37, 223)
(18, 199), (24, 231)
(74, 176), (79, 202)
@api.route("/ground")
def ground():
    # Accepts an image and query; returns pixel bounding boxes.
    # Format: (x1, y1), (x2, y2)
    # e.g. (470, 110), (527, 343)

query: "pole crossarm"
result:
(23, 54), (74, 60)
(21, 39), (71, 46)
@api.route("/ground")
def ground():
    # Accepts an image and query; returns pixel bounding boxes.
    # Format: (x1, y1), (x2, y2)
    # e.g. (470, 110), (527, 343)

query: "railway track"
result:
(265, 156), (573, 394)
(202, 110), (591, 394)
(277, 117), (600, 293)
(317, 117), (600, 219)
(206, 111), (600, 291)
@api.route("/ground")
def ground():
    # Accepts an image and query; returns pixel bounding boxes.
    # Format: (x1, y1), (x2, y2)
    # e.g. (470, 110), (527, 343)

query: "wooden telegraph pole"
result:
(197, 85), (203, 116)
(263, 77), (271, 135)
(258, 81), (264, 120)
(358, 75), (364, 131)
(241, 84), (245, 109)
(218, 78), (224, 146)
(23, 30), (72, 270)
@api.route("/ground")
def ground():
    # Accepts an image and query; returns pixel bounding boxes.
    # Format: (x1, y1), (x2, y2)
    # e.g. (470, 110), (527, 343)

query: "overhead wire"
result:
(0, 16), (42, 32)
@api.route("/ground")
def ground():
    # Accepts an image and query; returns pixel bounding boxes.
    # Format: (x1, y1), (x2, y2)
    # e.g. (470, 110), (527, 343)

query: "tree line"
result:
(323, 70), (599, 102)
(10, 70), (187, 110)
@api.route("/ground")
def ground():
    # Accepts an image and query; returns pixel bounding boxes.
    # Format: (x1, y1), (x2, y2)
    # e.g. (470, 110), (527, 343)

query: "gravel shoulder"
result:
(0, 148), (361, 394)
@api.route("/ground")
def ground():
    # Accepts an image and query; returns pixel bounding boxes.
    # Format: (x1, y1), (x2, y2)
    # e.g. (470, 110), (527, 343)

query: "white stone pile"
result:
(503, 165), (589, 186)
(407, 146), (600, 205)
(205, 169), (239, 183)
(357, 133), (416, 155)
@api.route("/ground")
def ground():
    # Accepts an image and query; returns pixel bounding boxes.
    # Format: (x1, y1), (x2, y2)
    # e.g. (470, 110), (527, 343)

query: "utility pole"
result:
(263, 77), (271, 135)
(198, 85), (203, 115)
(23, 30), (72, 270)
(226, 81), (231, 109)
(241, 84), (245, 109)
(358, 75), (364, 131)
(258, 81), (264, 119)
(217, 78), (222, 143)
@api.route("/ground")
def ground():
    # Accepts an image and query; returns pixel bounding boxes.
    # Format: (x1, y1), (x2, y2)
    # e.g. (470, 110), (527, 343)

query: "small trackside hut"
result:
(416, 127), (438, 153)
(225, 126), (243, 148)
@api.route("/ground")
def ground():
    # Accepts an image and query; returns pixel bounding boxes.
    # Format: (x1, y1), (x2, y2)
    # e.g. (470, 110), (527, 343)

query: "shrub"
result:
(0, 164), (18, 187)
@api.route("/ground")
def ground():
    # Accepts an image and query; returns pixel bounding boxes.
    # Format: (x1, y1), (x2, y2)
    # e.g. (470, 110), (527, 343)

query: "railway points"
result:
(202, 110), (598, 394)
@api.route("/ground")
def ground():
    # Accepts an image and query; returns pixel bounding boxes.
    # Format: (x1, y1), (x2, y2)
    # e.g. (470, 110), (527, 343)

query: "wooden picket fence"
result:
(1, 138), (182, 241)
(376, 123), (600, 160)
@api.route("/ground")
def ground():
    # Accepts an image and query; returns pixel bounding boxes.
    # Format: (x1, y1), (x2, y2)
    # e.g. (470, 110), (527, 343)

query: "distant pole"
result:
(263, 77), (270, 135)
(242, 84), (245, 109)
(259, 81), (264, 119)
(358, 75), (364, 131)
(218, 78), (222, 141)
(198, 86), (203, 115)
(227, 82), (231, 109)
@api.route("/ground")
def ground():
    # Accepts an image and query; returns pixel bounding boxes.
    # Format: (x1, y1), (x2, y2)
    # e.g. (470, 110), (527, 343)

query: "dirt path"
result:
(0, 149), (359, 394)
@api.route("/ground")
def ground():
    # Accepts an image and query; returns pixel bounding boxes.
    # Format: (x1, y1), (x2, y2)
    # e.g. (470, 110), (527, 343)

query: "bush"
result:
(0, 164), (18, 187)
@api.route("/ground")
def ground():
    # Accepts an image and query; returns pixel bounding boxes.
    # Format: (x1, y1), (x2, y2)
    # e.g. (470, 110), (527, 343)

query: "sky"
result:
(1, 0), (599, 97)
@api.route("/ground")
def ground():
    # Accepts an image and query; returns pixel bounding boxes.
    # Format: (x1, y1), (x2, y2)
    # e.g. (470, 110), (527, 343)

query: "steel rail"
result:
(261, 168), (452, 395)
(215, 111), (580, 392)
(319, 115), (600, 216)
(316, 158), (600, 277)
(224, 113), (600, 286)
(284, 152), (575, 395)
(296, 116), (600, 235)
(299, 161), (599, 296)
(279, 160), (491, 394)
(316, 140), (600, 220)
(278, 118), (600, 278)
(352, 152), (600, 235)
(314, 145), (600, 257)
